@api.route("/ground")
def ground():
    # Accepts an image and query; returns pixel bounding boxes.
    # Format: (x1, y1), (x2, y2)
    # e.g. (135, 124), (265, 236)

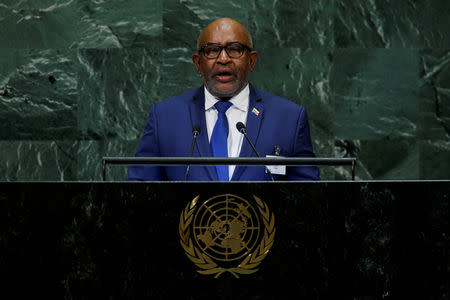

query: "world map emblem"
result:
(179, 194), (275, 278)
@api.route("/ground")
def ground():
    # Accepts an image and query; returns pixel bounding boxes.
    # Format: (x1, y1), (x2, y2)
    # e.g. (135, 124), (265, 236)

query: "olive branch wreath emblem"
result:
(179, 194), (275, 278)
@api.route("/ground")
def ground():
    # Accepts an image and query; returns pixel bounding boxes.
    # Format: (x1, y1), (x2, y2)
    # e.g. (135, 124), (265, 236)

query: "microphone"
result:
(236, 122), (274, 181)
(185, 125), (201, 181)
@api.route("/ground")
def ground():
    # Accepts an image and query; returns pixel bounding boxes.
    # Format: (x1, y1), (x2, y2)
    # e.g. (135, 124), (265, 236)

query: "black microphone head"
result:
(236, 122), (246, 133)
(192, 125), (201, 135)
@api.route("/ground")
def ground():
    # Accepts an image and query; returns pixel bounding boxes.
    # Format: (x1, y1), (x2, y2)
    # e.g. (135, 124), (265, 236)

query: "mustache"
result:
(211, 69), (235, 77)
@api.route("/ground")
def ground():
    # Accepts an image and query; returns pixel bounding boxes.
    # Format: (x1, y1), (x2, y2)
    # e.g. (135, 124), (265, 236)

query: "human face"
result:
(192, 22), (258, 99)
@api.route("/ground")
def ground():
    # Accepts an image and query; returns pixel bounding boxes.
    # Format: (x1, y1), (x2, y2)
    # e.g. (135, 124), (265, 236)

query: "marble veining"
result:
(0, 0), (449, 180)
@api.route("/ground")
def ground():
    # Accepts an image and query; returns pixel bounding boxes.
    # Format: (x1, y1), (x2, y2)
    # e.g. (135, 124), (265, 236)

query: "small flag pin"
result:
(252, 107), (260, 116)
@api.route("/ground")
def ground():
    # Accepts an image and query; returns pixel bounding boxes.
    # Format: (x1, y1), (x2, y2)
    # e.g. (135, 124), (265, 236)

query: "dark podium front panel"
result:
(0, 181), (448, 299)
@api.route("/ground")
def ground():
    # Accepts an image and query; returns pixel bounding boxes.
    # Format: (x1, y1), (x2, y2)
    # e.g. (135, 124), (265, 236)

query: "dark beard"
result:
(204, 78), (247, 98)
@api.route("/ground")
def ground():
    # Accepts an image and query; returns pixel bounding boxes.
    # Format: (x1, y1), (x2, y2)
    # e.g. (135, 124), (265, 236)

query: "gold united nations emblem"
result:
(179, 194), (275, 278)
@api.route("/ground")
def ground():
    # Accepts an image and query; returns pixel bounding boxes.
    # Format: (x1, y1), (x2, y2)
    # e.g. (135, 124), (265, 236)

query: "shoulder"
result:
(252, 85), (305, 113)
(153, 87), (202, 110)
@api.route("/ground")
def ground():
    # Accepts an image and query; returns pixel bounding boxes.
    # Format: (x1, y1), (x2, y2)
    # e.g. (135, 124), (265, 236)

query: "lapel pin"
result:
(251, 107), (260, 116)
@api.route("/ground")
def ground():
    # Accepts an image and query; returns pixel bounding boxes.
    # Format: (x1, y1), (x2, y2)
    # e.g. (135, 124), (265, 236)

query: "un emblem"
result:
(179, 194), (275, 278)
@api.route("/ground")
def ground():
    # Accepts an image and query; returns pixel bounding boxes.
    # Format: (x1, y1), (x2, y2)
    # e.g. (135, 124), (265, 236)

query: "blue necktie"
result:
(210, 101), (233, 181)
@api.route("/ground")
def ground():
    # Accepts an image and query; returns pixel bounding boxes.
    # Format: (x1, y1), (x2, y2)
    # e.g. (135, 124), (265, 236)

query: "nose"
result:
(217, 47), (231, 64)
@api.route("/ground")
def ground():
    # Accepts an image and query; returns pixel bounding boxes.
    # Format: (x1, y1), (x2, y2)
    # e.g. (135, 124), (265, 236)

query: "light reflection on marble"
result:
(0, 140), (77, 181)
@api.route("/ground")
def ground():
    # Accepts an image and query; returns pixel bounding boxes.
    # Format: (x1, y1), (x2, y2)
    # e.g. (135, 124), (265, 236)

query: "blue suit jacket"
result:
(128, 84), (320, 181)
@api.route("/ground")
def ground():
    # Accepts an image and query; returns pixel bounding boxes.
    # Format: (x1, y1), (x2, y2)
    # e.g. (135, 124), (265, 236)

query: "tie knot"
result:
(214, 101), (232, 114)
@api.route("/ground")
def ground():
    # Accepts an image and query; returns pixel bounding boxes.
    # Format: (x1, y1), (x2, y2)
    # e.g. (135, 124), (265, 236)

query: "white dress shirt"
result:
(204, 84), (249, 180)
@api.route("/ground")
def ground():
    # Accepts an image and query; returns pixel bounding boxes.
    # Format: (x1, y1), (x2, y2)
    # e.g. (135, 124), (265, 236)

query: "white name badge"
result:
(265, 155), (286, 175)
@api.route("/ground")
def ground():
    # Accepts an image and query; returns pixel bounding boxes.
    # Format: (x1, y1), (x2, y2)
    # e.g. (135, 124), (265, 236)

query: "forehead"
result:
(199, 21), (250, 46)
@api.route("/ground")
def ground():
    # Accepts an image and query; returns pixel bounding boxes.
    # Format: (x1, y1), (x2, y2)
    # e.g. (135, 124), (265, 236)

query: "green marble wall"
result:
(0, 0), (449, 181)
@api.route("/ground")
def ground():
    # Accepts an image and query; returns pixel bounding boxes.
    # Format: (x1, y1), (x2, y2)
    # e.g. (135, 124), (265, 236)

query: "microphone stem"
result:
(242, 131), (275, 182)
(244, 134), (261, 158)
(185, 132), (198, 181)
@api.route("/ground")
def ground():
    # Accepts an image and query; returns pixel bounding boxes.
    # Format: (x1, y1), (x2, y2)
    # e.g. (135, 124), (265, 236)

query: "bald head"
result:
(197, 18), (253, 49)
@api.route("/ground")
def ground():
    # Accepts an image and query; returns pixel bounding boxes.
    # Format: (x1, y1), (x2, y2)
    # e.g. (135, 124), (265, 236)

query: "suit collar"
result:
(231, 83), (264, 181)
(189, 87), (217, 180)
(204, 85), (250, 112)
(189, 84), (265, 181)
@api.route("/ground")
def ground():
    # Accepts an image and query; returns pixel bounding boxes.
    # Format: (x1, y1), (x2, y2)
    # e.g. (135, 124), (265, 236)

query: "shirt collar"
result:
(204, 84), (249, 112)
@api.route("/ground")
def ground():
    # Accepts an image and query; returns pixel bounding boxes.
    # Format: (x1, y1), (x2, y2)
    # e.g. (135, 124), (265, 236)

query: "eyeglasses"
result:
(198, 42), (252, 59)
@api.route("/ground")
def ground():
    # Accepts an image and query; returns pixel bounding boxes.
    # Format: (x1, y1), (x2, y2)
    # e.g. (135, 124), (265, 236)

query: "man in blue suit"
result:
(128, 17), (320, 181)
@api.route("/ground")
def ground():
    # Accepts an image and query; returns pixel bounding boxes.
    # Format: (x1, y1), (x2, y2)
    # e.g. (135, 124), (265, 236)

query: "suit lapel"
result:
(189, 87), (218, 180)
(231, 84), (264, 181)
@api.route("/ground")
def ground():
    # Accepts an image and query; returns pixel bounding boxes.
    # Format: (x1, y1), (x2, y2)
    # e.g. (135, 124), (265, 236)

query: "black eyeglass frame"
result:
(198, 42), (253, 59)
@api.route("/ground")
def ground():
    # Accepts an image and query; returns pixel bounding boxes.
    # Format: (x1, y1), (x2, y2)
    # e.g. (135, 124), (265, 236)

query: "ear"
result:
(192, 54), (201, 74)
(248, 51), (258, 72)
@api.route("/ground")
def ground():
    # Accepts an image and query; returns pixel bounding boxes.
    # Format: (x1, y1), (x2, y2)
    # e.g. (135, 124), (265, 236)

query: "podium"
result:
(0, 181), (448, 298)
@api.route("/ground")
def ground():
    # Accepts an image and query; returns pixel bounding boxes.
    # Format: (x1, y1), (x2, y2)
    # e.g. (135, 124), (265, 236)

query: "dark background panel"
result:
(0, 182), (448, 298)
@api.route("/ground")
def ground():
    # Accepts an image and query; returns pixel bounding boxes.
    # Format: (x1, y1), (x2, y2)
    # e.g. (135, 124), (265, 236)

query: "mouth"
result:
(214, 71), (235, 83)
